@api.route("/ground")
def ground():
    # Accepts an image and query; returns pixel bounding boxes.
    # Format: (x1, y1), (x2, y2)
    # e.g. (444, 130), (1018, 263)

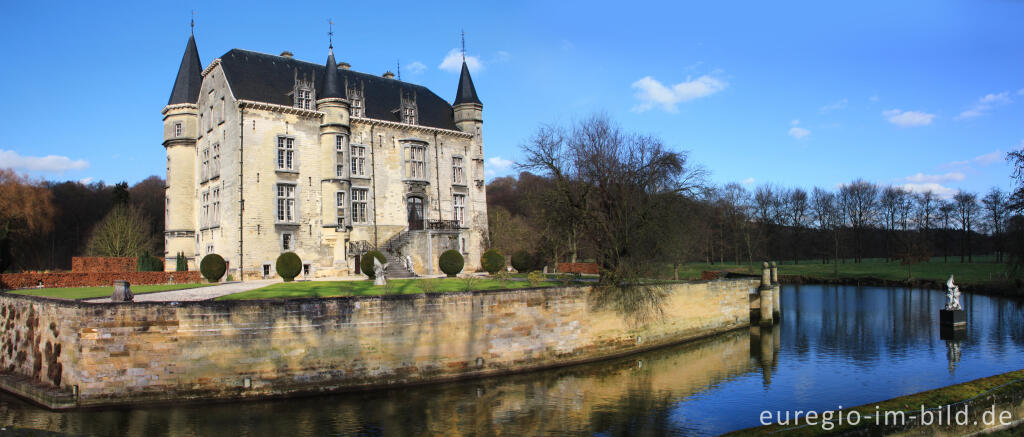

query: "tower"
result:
(317, 42), (351, 268)
(453, 60), (482, 169)
(162, 33), (202, 270)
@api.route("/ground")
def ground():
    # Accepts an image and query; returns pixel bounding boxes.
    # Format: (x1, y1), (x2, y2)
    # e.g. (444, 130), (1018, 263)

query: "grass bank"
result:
(4, 283), (212, 300)
(725, 368), (1024, 436)
(216, 277), (567, 300)
(670, 256), (1021, 297)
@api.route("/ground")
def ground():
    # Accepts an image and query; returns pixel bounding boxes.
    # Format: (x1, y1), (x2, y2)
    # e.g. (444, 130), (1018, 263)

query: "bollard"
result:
(759, 262), (774, 326)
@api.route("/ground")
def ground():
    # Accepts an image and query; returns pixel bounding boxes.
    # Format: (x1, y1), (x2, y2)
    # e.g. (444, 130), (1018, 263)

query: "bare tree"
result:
(812, 187), (842, 274)
(839, 179), (878, 262)
(952, 191), (979, 263)
(981, 188), (1007, 262)
(520, 114), (706, 284)
(85, 204), (156, 258)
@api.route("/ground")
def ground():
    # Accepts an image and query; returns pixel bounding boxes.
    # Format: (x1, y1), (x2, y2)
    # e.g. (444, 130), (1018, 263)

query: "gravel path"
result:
(85, 279), (279, 303)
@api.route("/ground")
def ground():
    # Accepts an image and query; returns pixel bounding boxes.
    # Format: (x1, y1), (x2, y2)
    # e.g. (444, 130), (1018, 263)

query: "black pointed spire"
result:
(321, 47), (343, 99)
(167, 34), (203, 105)
(454, 61), (481, 105)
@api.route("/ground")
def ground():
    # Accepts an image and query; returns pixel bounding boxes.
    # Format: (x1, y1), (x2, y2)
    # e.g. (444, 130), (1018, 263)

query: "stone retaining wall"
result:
(0, 278), (755, 409)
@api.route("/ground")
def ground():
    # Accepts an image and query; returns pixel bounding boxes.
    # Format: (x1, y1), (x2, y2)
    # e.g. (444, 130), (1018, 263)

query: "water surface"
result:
(1, 285), (1022, 436)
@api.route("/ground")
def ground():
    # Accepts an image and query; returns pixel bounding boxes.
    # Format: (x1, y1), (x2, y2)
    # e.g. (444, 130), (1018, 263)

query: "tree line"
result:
(486, 115), (1016, 284)
(0, 169), (166, 273)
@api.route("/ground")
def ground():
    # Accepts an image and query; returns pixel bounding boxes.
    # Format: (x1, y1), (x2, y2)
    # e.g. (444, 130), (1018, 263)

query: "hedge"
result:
(481, 249), (505, 275)
(439, 250), (464, 277)
(276, 252), (302, 282)
(361, 250), (387, 280)
(200, 254), (226, 282)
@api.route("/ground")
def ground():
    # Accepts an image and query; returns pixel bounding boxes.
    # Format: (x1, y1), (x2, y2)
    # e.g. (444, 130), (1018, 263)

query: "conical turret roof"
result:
(321, 48), (343, 99)
(168, 34), (203, 105)
(453, 61), (481, 105)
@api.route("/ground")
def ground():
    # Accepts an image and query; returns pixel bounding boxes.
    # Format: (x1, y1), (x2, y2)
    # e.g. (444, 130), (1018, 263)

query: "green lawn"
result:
(666, 255), (1013, 284)
(217, 277), (567, 301)
(7, 283), (212, 300)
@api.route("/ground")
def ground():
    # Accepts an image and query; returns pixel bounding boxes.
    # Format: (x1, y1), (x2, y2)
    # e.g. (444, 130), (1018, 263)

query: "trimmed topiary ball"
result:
(360, 250), (387, 280)
(439, 250), (464, 277)
(199, 253), (226, 282)
(481, 249), (505, 275)
(276, 252), (302, 282)
(511, 251), (536, 273)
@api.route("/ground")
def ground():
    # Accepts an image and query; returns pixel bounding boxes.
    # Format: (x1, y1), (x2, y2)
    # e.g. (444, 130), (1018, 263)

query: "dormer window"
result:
(297, 89), (312, 110)
(400, 91), (417, 125)
(293, 69), (316, 110)
(348, 83), (364, 118)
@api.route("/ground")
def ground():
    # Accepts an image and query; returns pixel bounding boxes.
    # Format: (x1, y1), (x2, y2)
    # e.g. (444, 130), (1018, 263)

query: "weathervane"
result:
(328, 19), (334, 49)
(396, 60), (401, 81)
(190, 10), (195, 35)
(461, 29), (466, 62)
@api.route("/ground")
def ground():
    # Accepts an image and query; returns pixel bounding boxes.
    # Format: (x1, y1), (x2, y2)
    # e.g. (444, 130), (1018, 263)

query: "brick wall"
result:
(71, 257), (136, 273)
(0, 278), (755, 408)
(0, 272), (200, 290)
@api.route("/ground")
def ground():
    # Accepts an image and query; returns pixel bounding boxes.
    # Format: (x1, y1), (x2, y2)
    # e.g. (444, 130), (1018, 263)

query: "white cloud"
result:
(0, 149), (88, 173)
(630, 75), (727, 113)
(484, 156), (515, 178)
(78, 177), (93, 184)
(956, 91), (1011, 120)
(904, 172), (965, 184)
(819, 98), (848, 113)
(901, 182), (958, 199)
(973, 150), (1002, 166)
(439, 49), (483, 73)
(406, 61), (426, 75)
(882, 109), (935, 127)
(741, 177), (755, 185)
(788, 126), (810, 139)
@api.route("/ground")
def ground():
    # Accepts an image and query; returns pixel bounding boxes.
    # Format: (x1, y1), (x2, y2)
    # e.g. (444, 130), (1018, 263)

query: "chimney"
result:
(382, 71), (395, 79)
(339, 62), (351, 70)
(280, 51), (294, 58)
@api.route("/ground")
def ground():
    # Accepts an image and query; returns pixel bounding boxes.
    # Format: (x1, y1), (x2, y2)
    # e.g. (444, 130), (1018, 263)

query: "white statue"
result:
(944, 275), (962, 311)
(405, 255), (414, 271)
(373, 257), (389, 286)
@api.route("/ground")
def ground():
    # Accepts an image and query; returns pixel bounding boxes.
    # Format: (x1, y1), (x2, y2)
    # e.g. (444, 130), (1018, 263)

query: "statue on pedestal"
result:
(373, 257), (389, 286)
(945, 275), (962, 311)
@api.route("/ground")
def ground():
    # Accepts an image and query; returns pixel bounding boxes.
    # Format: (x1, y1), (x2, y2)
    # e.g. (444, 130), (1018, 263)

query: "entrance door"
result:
(407, 197), (424, 230)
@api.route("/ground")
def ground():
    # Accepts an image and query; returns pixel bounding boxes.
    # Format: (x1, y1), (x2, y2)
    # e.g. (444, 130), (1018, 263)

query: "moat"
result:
(1, 284), (1023, 436)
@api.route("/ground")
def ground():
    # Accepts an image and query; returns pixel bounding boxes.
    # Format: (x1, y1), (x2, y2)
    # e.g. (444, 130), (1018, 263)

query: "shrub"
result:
(511, 251), (536, 273)
(175, 252), (188, 272)
(360, 250), (386, 280)
(199, 254), (226, 282)
(136, 251), (163, 272)
(439, 250), (464, 277)
(480, 249), (505, 275)
(276, 252), (302, 282)
(527, 271), (544, 287)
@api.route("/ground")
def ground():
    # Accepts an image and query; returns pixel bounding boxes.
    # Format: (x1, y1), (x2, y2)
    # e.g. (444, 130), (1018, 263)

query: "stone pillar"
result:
(759, 262), (773, 326)
(771, 261), (781, 322)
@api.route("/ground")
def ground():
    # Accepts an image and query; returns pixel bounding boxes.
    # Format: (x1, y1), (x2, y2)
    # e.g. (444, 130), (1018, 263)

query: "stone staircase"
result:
(384, 252), (417, 278)
(381, 229), (416, 278)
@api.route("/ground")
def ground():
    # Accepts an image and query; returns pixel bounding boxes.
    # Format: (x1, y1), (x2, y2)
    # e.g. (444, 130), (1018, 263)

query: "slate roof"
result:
(168, 35), (203, 105)
(218, 49), (459, 130)
(453, 61), (481, 105)
(320, 49), (342, 99)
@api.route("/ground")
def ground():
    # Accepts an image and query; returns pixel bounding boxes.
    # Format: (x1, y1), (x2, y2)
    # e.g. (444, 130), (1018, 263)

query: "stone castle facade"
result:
(162, 33), (487, 278)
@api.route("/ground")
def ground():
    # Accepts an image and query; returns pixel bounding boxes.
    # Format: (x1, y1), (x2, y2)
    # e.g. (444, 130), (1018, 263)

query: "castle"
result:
(162, 31), (487, 279)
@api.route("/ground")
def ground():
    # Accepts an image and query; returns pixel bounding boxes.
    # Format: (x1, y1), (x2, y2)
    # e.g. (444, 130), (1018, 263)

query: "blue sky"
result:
(1, 1), (1021, 198)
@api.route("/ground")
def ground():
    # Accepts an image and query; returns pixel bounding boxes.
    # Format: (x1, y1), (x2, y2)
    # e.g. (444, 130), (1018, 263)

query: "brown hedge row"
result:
(0, 272), (200, 290)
